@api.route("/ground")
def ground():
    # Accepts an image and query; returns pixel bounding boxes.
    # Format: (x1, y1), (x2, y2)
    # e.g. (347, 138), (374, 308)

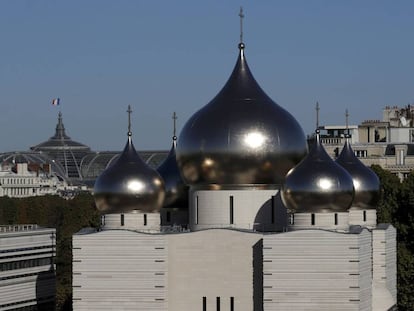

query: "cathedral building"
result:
(72, 16), (396, 311)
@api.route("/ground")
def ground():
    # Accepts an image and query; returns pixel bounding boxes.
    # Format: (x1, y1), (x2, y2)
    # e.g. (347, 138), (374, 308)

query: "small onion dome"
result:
(281, 130), (355, 213)
(157, 138), (188, 208)
(336, 138), (380, 209)
(177, 43), (307, 186)
(94, 134), (165, 214)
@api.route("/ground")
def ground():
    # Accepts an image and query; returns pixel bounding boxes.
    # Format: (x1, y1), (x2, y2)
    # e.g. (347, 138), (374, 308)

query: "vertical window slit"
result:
(195, 196), (199, 225)
(311, 213), (315, 226)
(230, 196), (234, 225)
(289, 213), (294, 225)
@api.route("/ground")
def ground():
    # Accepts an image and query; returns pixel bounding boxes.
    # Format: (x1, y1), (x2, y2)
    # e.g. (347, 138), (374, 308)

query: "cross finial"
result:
(316, 102), (320, 130)
(345, 109), (350, 137)
(127, 105), (133, 136)
(239, 7), (244, 44)
(172, 112), (177, 141)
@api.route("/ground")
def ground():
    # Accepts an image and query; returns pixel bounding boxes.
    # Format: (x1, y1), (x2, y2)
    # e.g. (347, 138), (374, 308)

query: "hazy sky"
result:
(1, 0), (413, 152)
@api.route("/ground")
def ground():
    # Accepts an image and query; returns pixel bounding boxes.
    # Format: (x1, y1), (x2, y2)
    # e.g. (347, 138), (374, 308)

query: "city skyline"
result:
(1, 1), (413, 152)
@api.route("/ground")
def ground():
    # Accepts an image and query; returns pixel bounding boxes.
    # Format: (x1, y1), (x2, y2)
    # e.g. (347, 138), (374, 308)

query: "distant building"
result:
(0, 162), (66, 198)
(0, 113), (168, 188)
(30, 112), (91, 180)
(317, 105), (414, 180)
(0, 225), (56, 310)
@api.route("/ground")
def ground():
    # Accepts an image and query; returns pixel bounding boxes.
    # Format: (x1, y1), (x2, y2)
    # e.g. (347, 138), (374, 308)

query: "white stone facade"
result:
(73, 196), (396, 311)
(189, 187), (285, 232)
(0, 225), (56, 310)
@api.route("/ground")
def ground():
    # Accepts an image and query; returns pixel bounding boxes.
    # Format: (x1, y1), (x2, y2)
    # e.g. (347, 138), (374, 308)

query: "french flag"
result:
(52, 98), (60, 106)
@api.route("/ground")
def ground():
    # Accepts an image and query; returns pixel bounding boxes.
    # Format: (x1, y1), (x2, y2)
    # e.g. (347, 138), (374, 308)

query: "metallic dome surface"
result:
(177, 44), (308, 186)
(94, 134), (165, 214)
(157, 138), (188, 209)
(281, 131), (355, 213)
(336, 138), (380, 209)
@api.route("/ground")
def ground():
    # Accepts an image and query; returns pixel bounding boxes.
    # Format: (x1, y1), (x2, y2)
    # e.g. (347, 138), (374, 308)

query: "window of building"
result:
(311, 213), (315, 226)
(271, 196), (275, 224)
(334, 213), (338, 225)
(230, 196), (234, 225)
(195, 196), (199, 225)
(203, 297), (206, 311)
(289, 213), (294, 225)
(166, 211), (171, 223)
(216, 297), (220, 311)
(144, 214), (147, 226)
(121, 214), (124, 226)
(230, 297), (234, 311)
(355, 150), (368, 158)
(363, 210), (367, 222)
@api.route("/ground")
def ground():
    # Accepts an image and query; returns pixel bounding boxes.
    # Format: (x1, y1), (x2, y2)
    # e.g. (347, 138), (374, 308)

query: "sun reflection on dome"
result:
(244, 132), (266, 149)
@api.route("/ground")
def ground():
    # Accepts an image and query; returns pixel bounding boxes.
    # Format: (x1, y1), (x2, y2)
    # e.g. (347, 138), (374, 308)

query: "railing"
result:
(320, 137), (345, 145)
(0, 224), (38, 233)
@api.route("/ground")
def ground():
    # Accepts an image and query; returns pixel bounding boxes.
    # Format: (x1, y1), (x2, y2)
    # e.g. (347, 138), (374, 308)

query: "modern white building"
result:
(0, 224), (56, 311)
(72, 22), (397, 311)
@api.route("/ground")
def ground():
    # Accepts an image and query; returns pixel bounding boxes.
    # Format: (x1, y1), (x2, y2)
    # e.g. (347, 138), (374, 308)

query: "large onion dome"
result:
(177, 42), (307, 186)
(157, 123), (188, 208)
(336, 137), (380, 209)
(94, 107), (165, 214)
(281, 130), (354, 213)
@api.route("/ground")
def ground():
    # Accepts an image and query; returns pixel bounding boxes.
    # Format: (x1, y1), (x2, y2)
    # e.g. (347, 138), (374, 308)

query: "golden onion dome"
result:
(176, 42), (307, 186)
(281, 130), (355, 213)
(94, 106), (165, 214)
(336, 137), (380, 209)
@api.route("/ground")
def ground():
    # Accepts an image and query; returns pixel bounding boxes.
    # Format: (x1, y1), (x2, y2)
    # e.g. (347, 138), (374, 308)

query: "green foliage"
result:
(0, 193), (99, 311)
(370, 165), (400, 224)
(371, 165), (414, 311)
(397, 243), (414, 309)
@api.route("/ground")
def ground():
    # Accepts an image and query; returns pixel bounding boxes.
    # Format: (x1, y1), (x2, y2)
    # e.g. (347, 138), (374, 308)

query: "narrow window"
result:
(166, 211), (171, 223)
(203, 297), (206, 311)
(230, 297), (234, 311)
(195, 196), (199, 225)
(230, 196), (234, 225)
(144, 214), (147, 226)
(363, 210), (367, 222)
(271, 196), (275, 224)
(334, 213), (338, 225)
(121, 214), (124, 226)
(216, 297), (220, 311)
(311, 213), (315, 226)
(289, 213), (294, 225)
